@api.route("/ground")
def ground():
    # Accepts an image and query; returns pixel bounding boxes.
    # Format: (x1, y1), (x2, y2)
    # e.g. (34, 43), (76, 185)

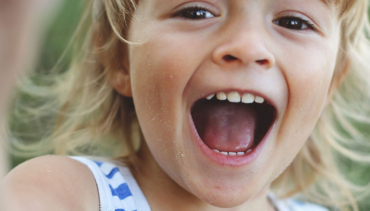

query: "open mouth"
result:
(191, 91), (276, 156)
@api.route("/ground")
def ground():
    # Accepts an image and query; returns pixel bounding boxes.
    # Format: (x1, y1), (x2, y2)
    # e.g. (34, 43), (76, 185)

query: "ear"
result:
(113, 45), (132, 97)
(92, 22), (132, 97)
(114, 70), (133, 97)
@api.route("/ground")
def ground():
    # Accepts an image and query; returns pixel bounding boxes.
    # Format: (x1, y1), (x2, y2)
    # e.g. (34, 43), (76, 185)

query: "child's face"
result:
(126, 0), (341, 207)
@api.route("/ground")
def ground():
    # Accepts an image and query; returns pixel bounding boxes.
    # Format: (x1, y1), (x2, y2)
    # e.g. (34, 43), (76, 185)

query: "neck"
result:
(131, 141), (275, 211)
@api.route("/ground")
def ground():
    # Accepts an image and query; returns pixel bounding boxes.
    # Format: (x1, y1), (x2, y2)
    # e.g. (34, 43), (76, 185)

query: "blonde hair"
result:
(6, 0), (370, 210)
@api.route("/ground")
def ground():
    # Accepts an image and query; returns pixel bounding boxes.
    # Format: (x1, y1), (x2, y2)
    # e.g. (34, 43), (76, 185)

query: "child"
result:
(3, 0), (370, 210)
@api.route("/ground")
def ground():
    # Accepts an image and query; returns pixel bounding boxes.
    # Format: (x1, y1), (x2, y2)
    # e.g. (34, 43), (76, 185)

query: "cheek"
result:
(128, 28), (209, 177)
(128, 22), (214, 142)
(129, 42), (184, 150)
(278, 43), (338, 154)
(290, 57), (334, 118)
(128, 41), (188, 184)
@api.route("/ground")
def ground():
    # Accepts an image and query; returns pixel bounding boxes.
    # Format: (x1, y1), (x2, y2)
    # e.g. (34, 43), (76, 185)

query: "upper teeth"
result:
(206, 94), (215, 100)
(216, 92), (227, 100)
(207, 92), (265, 104)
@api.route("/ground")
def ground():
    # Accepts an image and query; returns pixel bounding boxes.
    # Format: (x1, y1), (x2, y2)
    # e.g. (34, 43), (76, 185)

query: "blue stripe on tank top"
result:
(109, 183), (132, 200)
(114, 210), (137, 211)
(105, 167), (120, 179)
(94, 161), (103, 167)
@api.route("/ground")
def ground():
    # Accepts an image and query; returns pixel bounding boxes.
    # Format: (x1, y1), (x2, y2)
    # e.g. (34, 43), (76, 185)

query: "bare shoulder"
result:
(1, 155), (99, 211)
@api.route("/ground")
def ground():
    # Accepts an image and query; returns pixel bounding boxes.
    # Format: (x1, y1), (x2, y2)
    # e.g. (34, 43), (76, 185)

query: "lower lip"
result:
(188, 114), (274, 167)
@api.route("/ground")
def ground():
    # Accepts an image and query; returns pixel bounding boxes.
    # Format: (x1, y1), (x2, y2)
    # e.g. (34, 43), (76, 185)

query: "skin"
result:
(119, 0), (341, 210)
(2, 156), (99, 211)
(2, 0), (343, 211)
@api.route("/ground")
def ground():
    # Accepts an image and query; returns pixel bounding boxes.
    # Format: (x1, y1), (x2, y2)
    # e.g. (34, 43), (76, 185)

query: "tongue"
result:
(192, 101), (257, 152)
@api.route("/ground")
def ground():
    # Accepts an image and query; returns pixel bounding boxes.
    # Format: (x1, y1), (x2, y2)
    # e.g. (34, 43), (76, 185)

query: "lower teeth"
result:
(213, 149), (253, 156)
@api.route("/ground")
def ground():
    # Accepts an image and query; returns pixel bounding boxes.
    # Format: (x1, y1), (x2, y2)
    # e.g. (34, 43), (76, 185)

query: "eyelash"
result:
(273, 15), (317, 32)
(174, 7), (317, 32)
(173, 6), (215, 20)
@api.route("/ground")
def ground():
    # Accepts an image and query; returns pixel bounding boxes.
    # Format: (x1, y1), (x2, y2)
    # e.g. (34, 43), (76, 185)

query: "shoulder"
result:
(1, 155), (99, 211)
(283, 198), (329, 211)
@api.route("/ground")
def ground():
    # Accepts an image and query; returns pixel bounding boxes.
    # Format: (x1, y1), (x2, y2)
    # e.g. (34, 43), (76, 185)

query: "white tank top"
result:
(71, 156), (328, 211)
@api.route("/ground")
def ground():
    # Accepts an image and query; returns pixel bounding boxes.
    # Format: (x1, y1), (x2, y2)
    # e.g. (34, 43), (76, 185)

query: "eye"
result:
(174, 6), (215, 20)
(273, 16), (316, 31)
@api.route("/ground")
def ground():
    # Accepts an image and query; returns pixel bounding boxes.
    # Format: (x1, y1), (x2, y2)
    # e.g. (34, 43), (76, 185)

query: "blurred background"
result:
(5, 1), (370, 210)
(8, 0), (84, 168)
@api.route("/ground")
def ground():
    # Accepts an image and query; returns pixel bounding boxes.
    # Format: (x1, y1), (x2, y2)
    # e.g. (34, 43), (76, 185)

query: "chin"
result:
(199, 188), (257, 208)
(182, 173), (265, 208)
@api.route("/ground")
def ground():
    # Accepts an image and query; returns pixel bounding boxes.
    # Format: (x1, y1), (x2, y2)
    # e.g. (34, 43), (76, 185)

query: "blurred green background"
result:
(7, 1), (370, 210)
(10, 0), (85, 168)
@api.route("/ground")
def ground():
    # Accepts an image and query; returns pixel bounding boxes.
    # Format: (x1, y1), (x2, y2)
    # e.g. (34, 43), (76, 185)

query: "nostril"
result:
(256, 59), (268, 66)
(223, 55), (238, 62)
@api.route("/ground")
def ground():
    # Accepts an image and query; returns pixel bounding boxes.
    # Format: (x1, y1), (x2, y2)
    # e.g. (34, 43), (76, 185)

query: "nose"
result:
(212, 26), (275, 70)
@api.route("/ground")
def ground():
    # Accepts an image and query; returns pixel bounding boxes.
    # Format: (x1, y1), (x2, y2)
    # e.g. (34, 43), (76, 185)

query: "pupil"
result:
(183, 9), (207, 19)
(281, 18), (302, 29)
